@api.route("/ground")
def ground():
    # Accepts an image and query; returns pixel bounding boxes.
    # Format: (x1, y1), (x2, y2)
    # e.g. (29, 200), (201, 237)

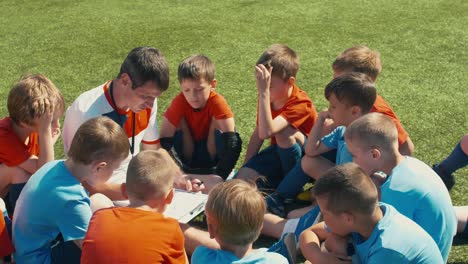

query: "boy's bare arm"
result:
(255, 65), (290, 140)
(398, 136), (414, 156)
(215, 117), (235, 132)
(160, 117), (177, 138)
(243, 127), (264, 164)
(300, 223), (351, 264)
(83, 181), (125, 201)
(305, 110), (333, 157)
(18, 109), (58, 174)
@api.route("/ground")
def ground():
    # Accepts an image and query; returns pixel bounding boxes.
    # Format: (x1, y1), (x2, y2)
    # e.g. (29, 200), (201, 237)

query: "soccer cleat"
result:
(432, 164), (455, 191)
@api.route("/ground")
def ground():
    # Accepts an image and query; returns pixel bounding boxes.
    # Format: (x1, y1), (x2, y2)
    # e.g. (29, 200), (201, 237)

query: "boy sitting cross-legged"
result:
(299, 163), (444, 264)
(13, 117), (129, 264)
(81, 149), (188, 263)
(235, 44), (317, 192)
(160, 54), (242, 188)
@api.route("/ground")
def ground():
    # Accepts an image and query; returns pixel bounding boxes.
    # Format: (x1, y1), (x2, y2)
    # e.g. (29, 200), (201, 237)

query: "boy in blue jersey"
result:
(192, 179), (289, 264)
(266, 72), (376, 217)
(344, 113), (457, 262)
(299, 163), (444, 264)
(13, 117), (129, 264)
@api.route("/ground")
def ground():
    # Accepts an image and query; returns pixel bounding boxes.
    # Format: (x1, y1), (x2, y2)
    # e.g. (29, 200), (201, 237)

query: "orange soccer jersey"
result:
(0, 117), (39, 166)
(0, 214), (14, 258)
(372, 95), (409, 145)
(164, 91), (233, 142)
(81, 207), (186, 264)
(266, 84), (317, 145)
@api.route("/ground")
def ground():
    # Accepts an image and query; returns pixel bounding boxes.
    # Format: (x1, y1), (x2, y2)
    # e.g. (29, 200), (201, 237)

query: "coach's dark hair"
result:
(118, 47), (170, 91)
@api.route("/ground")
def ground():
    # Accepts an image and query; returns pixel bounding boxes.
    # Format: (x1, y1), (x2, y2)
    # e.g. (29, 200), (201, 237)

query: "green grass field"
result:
(1, 0), (467, 262)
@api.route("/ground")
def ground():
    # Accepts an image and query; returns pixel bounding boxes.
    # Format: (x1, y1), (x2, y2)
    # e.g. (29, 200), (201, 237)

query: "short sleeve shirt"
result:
(13, 160), (91, 264)
(0, 117), (39, 166)
(263, 85), (317, 145)
(321, 126), (352, 165)
(372, 95), (409, 145)
(352, 203), (443, 264)
(81, 207), (186, 264)
(381, 157), (457, 262)
(192, 246), (288, 264)
(164, 91), (233, 141)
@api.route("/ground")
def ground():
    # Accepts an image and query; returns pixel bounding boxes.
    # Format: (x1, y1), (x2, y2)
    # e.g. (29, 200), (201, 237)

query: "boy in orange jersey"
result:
(235, 44), (317, 192)
(160, 55), (242, 187)
(81, 149), (187, 264)
(0, 74), (64, 213)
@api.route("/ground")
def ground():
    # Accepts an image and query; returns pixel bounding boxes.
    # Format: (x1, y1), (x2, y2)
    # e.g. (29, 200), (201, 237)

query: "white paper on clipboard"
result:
(163, 189), (208, 223)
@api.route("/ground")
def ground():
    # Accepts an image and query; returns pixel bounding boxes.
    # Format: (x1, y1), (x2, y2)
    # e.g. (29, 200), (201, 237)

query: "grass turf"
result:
(0, 0), (467, 262)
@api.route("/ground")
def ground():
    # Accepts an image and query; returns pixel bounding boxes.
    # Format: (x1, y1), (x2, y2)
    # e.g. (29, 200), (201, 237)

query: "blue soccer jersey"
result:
(13, 160), (91, 264)
(381, 156), (457, 262)
(352, 203), (444, 264)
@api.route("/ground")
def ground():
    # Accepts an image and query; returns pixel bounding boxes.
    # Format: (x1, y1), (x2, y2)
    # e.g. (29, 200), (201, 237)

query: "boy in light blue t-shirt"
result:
(345, 113), (457, 262)
(300, 163), (444, 264)
(13, 117), (129, 264)
(192, 180), (290, 264)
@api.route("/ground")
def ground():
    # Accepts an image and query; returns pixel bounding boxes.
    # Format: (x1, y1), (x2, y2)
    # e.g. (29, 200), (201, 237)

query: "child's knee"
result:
(460, 135), (468, 154)
(0, 164), (30, 186)
(275, 127), (304, 148)
(235, 167), (260, 183)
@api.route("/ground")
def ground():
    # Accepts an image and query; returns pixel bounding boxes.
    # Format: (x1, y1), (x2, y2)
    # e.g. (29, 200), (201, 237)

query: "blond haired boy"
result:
(13, 117), (129, 264)
(236, 44), (317, 192)
(81, 149), (187, 264)
(0, 74), (64, 213)
(192, 179), (289, 263)
(299, 163), (444, 264)
(344, 113), (456, 262)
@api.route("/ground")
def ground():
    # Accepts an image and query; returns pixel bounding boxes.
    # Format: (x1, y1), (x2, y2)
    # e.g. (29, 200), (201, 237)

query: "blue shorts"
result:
(50, 234), (81, 264)
(241, 143), (303, 190)
(174, 130), (223, 169)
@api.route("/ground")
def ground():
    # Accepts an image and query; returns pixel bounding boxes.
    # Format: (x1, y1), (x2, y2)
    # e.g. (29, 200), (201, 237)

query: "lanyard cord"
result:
(109, 82), (135, 154)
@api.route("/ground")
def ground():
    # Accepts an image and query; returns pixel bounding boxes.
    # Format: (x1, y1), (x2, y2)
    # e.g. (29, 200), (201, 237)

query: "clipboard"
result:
(163, 189), (208, 223)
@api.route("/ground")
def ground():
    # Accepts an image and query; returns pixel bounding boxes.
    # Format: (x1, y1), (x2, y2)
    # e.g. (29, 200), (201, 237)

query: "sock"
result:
(438, 143), (468, 174)
(276, 162), (311, 200)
